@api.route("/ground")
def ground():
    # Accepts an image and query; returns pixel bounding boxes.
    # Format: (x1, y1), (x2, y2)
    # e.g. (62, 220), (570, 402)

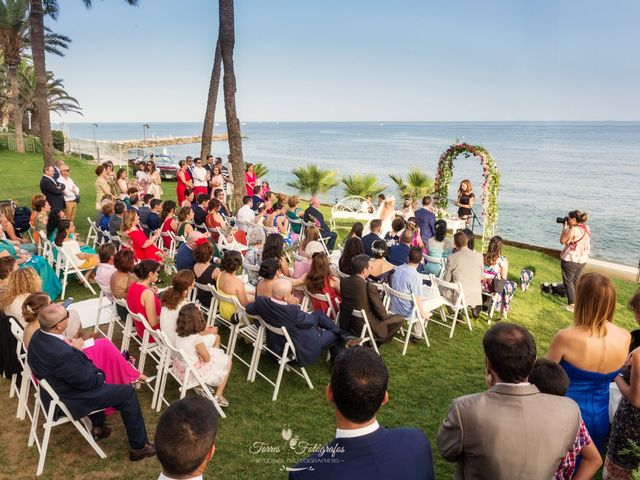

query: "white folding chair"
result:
(86, 218), (99, 249)
(429, 276), (472, 338)
(209, 286), (237, 352)
(28, 379), (107, 476)
(116, 298), (137, 352)
(350, 309), (380, 354)
(191, 282), (214, 320)
(305, 290), (340, 321)
(424, 254), (447, 279)
(227, 299), (264, 381)
(385, 285), (430, 355)
(8, 318), (33, 421)
(94, 285), (123, 341)
(129, 311), (163, 382)
(52, 245), (97, 300)
(242, 260), (260, 286)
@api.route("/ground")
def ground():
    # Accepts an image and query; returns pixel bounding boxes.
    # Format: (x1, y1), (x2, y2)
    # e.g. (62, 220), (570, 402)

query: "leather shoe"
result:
(129, 443), (156, 462)
(91, 425), (111, 441)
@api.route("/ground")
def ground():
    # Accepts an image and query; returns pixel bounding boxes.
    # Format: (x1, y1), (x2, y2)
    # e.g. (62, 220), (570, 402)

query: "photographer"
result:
(559, 210), (591, 312)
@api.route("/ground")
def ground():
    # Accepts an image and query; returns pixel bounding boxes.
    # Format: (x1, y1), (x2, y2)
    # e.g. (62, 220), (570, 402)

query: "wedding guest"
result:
(482, 236), (517, 316)
(176, 160), (193, 206)
(146, 161), (162, 198)
(108, 201), (126, 239)
(55, 220), (99, 277)
(261, 180), (270, 199)
(30, 195), (49, 243)
(299, 226), (321, 255)
(340, 254), (402, 344)
(212, 188), (230, 217)
(415, 196), (436, 244)
(138, 194), (153, 227)
(245, 163), (257, 196)
(461, 228), (475, 250)
(368, 240), (394, 283)
(58, 164), (80, 222)
(0, 267), (42, 325)
(95, 243), (117, 292)
(176, 232), (207, 272)
(387, 229), (413, 267)
(110, 249), (135, 321)
(0, 256), (17, 291)
(95, 165), (112, 211)
(338, 236), (365, 276)
(209, 164), (224, 198)
(122, 210), (163, 262)
(303, 197), (337, 252)
(548, 272), (630, 451)
(443, 232), (483, 313)
(126, 259), (162, 339)
(400, 199), (414, 219)
(251, 185), (265, 211)
(116, 168), (129, 200)
(286, 196), (304, 235)
(191, 158), (209, 198)
(405, 217), (424, 249)
(292, 241), (324, 279)
(377, 193), (385, 207)
(181, 189), (195, 208)
(290, 347), (434, 479)
(437, 323), (581, 479)
(160, 200), (178, 249)
(255, 258), (280, 298)
(362, 219), (382, 256)
(424, 220), (452, 277)
(456, 179), (474, 223)
(205, 198), (226, 234)
(40, 165), (65, 212)
(236, 196), (256, 231)
(216, 251), (253, 323)
(192, 242), (220, 307)
(346, 222), (364, 240)
(384, 217), (405, 247)
(146, 199), (163, 233)
(245, 227), (266, 287)
(266, 202), (291, 239)
(193, 194), (209, 232)
(155, 397), (218, 480)
(305, 252), (341, 318)
(0, 204), (36, 253)
(99, 201), (114, 232)
(159, 269), (196, 345)
(176, 206), (195, 239)
(390, 247), (430, 337)
(263, 233), (291, 278)
(559, 210), (591, 312)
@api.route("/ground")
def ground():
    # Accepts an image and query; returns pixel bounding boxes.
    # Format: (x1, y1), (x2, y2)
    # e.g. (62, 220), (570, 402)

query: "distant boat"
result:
(241, 122), (246, 126)
(379, 123), (384, 126)
(215, 123), (220, 126)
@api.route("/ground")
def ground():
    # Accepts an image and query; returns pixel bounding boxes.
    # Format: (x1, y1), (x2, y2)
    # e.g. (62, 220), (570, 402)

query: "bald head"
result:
(38, 304), (68, 332)
(272, 279), (292, 299)
(310, 197), (320, 208)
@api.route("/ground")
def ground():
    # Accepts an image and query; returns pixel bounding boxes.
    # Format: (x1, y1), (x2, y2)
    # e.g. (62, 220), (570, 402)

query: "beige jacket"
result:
(443, 247), (484, 307)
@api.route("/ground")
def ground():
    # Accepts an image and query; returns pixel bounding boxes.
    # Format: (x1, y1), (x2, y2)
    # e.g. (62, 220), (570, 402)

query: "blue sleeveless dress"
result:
(560, 359), (619, 451)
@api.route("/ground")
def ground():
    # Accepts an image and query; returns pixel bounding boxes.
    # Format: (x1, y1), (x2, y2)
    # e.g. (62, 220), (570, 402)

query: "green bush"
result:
(69, 151), (94, 161)
(52, 130), (65, 152)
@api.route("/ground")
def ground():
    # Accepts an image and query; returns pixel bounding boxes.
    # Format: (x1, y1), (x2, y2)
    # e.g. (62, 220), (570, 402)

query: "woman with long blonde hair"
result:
(0, 267), (42, 324)
(548, 272), (631, 451)
(456, 179), (474, 223)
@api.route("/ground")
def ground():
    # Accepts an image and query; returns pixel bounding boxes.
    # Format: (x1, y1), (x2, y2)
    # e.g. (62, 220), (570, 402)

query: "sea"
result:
(57, 121), (640, 267)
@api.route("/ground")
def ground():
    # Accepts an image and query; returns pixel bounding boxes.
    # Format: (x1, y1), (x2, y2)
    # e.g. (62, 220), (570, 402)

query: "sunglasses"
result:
(51, 310), (70, 329)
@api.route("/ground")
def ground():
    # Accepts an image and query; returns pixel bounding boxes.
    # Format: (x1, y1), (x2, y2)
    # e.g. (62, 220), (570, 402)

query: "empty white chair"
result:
(86, 218), (100, 249)
(429, 276), (472, 338)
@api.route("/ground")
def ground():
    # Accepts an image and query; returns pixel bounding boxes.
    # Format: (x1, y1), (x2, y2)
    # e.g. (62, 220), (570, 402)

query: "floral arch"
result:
(433, 143), (501, 251)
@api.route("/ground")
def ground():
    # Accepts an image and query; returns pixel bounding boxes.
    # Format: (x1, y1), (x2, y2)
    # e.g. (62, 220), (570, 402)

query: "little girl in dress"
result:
(174, 303), (232, 407)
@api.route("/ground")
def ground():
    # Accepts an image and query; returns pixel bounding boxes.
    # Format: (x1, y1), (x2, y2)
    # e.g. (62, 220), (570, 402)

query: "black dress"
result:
(607, 365), (640, 472)
(457, 192), (475, 218)
(195, 264), (218, 307)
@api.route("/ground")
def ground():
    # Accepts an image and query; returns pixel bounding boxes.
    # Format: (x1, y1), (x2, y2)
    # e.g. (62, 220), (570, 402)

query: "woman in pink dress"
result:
(126, 260), (162, 340)
(122, 210), (163, 261)
(245, 163), (257, 197)
(305, 252), (341, 319)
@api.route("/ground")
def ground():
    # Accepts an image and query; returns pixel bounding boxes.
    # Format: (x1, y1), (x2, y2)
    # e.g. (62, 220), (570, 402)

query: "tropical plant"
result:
(287, 164), (338, 197)
(342, 173), (385, 198)
(389, 167), (434, 203)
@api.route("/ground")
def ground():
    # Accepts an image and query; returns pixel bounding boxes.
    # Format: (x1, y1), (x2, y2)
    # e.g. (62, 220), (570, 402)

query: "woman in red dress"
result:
(176, 160), (193, 206)
(245, 163), (257, 197)
(304, 252), (341, 319)
(122, 210), (163, 261)
(126, 260), (162, 340)
(206, 199), (247, 245)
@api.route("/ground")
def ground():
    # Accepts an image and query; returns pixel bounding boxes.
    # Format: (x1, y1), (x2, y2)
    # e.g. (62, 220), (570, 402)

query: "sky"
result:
(45, 0), (640, 123)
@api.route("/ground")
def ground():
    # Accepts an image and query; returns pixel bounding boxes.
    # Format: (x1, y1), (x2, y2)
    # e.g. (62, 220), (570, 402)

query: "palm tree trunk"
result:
(29, 0), (55, 165)
(219, 0), (245, 212)
(200, 37), (222, 160)
(8, 64), (25, 153)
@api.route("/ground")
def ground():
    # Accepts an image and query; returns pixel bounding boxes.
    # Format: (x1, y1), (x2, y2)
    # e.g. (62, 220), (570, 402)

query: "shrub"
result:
(52, 130), (65, 152)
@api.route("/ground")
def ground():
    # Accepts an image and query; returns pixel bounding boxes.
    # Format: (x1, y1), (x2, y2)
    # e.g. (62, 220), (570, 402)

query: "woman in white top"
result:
(559, 210), (591, 311)
(54, 220), (99, 274)
(146, 160), (162, 198)
(160, 269), (199, 346)
(0, 267), (42, 325)
(116, 168), (130, 200)
(191, 158), (209, 198)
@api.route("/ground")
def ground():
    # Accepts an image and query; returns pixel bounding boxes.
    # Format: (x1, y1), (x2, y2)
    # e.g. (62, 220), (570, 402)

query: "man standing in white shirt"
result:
(57, 164), (80, 222)
(235, 195), (255, 231)
(191, 157), (209, 198)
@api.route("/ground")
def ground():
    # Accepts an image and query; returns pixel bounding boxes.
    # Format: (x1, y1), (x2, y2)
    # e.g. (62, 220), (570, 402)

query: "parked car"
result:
(128, 154), (180, 180)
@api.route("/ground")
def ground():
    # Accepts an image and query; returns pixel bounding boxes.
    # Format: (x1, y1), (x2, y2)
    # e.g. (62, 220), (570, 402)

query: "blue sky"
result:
(46, 0), (640, 122)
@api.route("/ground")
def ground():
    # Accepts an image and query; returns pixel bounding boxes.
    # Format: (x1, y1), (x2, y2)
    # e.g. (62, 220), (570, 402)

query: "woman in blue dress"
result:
(548, 272), (631, 451)
(424, 220), (452, 277)
(0, 239), (61, 300)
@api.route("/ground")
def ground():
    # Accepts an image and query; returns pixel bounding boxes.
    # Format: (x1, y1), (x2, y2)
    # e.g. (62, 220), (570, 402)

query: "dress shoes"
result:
(91, 425), (111, 441)
(129, 443), (156, 461)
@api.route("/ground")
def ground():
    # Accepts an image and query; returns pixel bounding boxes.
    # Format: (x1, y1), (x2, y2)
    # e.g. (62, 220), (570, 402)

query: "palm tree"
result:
(219, 0), (245, 210)
(200, 35), (221, 161)
(342, 174), (385, 198)
(287, 164), (338, 197)
(28, 0), (137, 164)
(389, 168), (434, 203)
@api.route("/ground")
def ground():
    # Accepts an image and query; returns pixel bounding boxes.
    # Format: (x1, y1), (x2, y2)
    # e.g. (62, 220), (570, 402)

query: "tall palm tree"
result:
(287, 164), (338, 197)
(200, 35), (221, 161)
(219, 0), (245, 210)
(389, 168), (434, 203)
(29, 0), (137, 164)
(342, 174), (386, 198)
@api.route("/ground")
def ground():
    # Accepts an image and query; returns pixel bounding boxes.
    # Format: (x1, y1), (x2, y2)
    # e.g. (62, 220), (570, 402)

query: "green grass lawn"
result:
(0, 151), (638, 479)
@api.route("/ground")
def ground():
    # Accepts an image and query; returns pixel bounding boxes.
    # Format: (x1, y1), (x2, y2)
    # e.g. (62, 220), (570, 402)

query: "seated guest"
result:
(384, 217), (405, 247)
(216, 251), (253, 323)
(160, 200), (178, 249)
(461, 228), (475, 251)
(247, 279), (359, 368)
(255, 259), (280, 298)
(362, 219), (383, 256)
(95, 243), (117, 292)
(245, 226), (266, 287)
(108, 201), (126, 239)
(181, 188), (195, 209)
(390, 246), (430, 338)
(251, 185), (265, 211)
(137, 193), (153, 227)
(340, 254), (402, 344)
(212, 188), (230, 218)
(176, 231), (207, 271)
(303, 197), (337, 252)
(0, 256), (17, 291)
(263, 233), (291, 278)
(27, 303), (155, 462)
(293, 241), (324, 279)
(128, 193), (140, 212)
(0, 203), (37, 254)
(338, 236), (364, 276)
(286, 195), (304, 235)
(387, 229), (413, 267)
(443, 231), (483, 313)
(424, 219), (452, 277)
(236, 195), (256, 231)
(345, 222), (363, 241)
(155, 397), (219, 480)
(126, 260), (162, 339)
(405, 217), (424, 249)
(192, 242), (221, 308)
(160, 269), (196, 346)
(0, 267), (43, 325)
(123, 187), (137, 208)
(305, 252), (341, 319)
(146, 199), (162, 234)
(193, 194), (209, 232)
(205, 198), (226, 232)
(122, 210), (163, 262)
(529, 359), (602, 480)
(290, 347), (434, 479)
(266, 202), (291, 238)
(368, 240), (394, 283)
(175, 304), (231, 407)
(437, 323), (581, 479)
(482, 236), (517, 316)
(299, 225), (321, 255)
(98, 201), (114, 233)
(176, 206), (195, 239)
(30, 195), (49, 243)
(415, 195), (436, 244)
(55, 220), (99, 277)
(110, 249), (135, 321)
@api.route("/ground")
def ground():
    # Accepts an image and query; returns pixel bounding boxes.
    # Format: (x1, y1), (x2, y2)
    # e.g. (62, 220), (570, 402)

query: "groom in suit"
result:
(289, 347), (435, 479)
(39, 165), (66, 212)
(27, 304), (156, 462)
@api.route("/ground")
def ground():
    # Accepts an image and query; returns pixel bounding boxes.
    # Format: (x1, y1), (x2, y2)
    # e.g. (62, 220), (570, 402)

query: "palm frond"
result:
(389, 168), (433, 202)
(286, 164), (338, 197)
(342, 174), (385, 198)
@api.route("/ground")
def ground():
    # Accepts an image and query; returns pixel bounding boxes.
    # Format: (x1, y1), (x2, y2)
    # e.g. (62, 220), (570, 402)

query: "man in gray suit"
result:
(443, 231), (483, 312)
(437, 323), (581, 480)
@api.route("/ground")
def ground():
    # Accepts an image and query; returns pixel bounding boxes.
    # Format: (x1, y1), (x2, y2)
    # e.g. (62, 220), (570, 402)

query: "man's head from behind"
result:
(328, 347), (389, 424)
(453, 231), (468, 250)
(483, 323), (536, 384)
(155, 396), (218, 478)
(370, 219), (382, 234)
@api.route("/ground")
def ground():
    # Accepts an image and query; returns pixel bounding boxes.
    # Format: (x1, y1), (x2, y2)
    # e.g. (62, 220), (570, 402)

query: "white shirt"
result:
(158, 473), (203, 480)
(42, 330), (66, 342)
(236, 204), (255, 230)
(495, 382), (532, 387)
(57, 175), (80, 202)
(192, 166), (208, 187)
(136, 170), (148, 183)
(336, 420), (380, 439)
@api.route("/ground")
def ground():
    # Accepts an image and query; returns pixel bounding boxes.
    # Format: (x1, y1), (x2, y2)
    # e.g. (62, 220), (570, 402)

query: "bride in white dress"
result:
(370, 196), (396, 237)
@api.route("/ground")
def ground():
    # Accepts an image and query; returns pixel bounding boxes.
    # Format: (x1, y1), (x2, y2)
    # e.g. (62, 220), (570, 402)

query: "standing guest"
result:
(529, 359), (603, 480)
(377, 193), (386, 207)
(286, 195), (304, 235)
(415, 196), (436, 244)
(443, 231), (483, 314)
(424, 220), (452, 277)
(27, 304), (156, 462)
(236, 195), (256, 231)
(40, 165), (66, 212)
(159, 269), (196, 345)
(53, 159), (65, 180)
(482, 236), (517, 316)
(146, 199), (163, 233)
(138, 193), (153, 227)
(290, 347), (434, 479)
(305, 252), (341, 318)
(244, 227), (266, 287)
(387, 229), (413, 267)
(191, 158), (209, 198)
(155, 397), (219, 480)
(57, 164), (80, 222)
(102, 161), (118, 196)
(606, 289), (640, 479)
(116, 168), (129, 200)
(245, 163), (257, 196)
(175, 303), (231, 406)
(251, 185), (265, 211)
(146, 161), (162, 198)
(437, 323), (581, 479)
(304, 197), (337, 252)
(184, 156), (194, 178)
(176, 206), (195, 239)
(95, 165), (112, 211)
(362, 219), (383, 256)
(126, 260), (162, 339)
(456, 179), (475, 224)
(405, 217), (424, 249)
(122, 210), (163, 262)
(160, 200), (178, 249)
(135, 161), (148, 190)
(339, 254), (403, 344)
(216, 157), (232, 198)
(368, 240), (395, 283)
(108, 202), (126, 239)
(559, 210), (591, 312)
(339, 237), (365, 276)
(110, 250), (136, 321)
(176, 160), (193, 206)
(548, 272), (630, 451)
(192, 242), (221, 307)
(261, 180), (270, 199)
(384, 217), (406, 248)
(390, 246), (430, 337)
(176, 232), (206, 272)
(216, 251), (253, 323)
(209, 164), (224, 198)
(95, 243), (117, 292)
(213, 188), (230, 217)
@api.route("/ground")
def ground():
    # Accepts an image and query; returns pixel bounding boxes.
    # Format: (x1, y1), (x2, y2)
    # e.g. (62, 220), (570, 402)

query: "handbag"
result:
(75, 195), (80, 204)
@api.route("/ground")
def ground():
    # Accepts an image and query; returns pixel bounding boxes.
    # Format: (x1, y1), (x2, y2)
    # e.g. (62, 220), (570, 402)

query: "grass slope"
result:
(0, 151), (638, 479)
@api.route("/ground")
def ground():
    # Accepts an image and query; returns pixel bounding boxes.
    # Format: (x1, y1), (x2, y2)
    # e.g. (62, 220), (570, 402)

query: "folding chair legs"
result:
(272, 344), (290, 401)
(16, 374), (31, 420)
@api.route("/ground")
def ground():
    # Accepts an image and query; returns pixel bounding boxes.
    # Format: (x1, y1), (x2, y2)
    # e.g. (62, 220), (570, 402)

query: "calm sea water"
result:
(58, 121), (640, 267)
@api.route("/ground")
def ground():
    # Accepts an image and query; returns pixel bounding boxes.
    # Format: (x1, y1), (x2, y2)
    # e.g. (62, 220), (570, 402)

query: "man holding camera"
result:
(558, 210), (591, 312)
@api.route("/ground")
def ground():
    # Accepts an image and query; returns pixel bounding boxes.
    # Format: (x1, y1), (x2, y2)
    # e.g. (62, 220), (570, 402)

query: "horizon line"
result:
(55, 119), (640, 125)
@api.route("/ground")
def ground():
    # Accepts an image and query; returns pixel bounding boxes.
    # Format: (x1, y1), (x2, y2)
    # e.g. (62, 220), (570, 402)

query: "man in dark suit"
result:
(303, 197), (337, 252)
(146, 199), (162, 233)
(361, 219), (382, 256)
(387, 229), (412, 266)
(290, 347), (435, 479)
(39, 165), (66, 212)
(414, 195), (436, 244)
(246, 280), (359, 367)
(192, 194), (209, 232)
(251, 185), (265, 211)
(27, 304), (155, 461)
(339, 254), (402, 344)
(137, 193), (153, 228)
